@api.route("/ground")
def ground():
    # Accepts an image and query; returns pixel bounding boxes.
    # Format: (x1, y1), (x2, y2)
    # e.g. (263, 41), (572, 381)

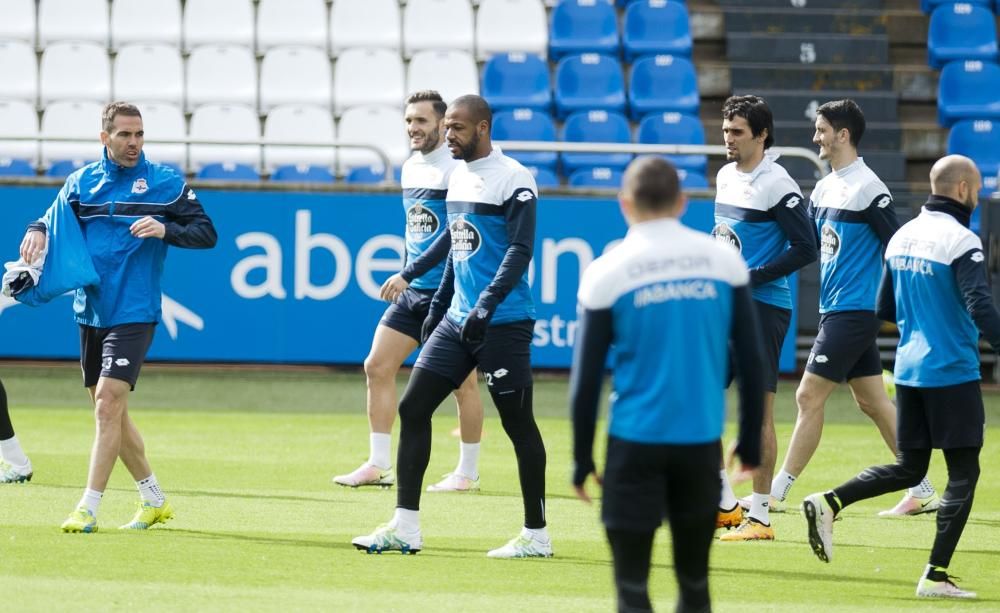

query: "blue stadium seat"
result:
(527, 166), (560, 187)
(921, 0), (990, 14)
(948, 120), (1000, 177)
(560, 110), (633, 174)
(938, 60), (1000, 126)
(568, 167), (623, 188)
(623, 0), (692, 62)
(345, 166), (402, 184)
(617, 0), (683, 5)
(481, 53), (552, 112)
(0, 158), (35, 176)
(677, 168), (708, 189)
(549, 0), (619, 60)
(492, 109), (558, 170)
(628, 55), (699, 120)
(197, 162), (260, 181)
(554, 53), (626, 119)
(46, 159), (91, 178)
(271, 164), (336, 183)
(637, 112), (707, 173)
(928, 3), (998, 69)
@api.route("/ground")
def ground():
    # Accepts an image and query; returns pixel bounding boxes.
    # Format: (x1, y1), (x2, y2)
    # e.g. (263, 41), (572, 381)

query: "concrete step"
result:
(716, 0), (881, 8)
(731, 89), (900, 123)
(722, 7), (888, 35)
(726, 32), (889, 65)
(727, 62), (895, 91)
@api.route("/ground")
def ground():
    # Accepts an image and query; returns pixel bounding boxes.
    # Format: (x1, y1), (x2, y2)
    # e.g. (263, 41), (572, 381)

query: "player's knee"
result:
(363, 353), (395, 383)
(794, 383), (824, 413)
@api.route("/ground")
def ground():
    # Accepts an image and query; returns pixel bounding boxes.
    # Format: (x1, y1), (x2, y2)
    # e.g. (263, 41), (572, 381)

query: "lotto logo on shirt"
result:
(450, 217), (481, 261)
(820, 224), (841, 261)
(711, 222), (742, 253)
(406, 204), (439, 242)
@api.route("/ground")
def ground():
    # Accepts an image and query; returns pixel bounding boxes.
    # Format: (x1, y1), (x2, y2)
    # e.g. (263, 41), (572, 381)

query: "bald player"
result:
(803, 155), (995, 600)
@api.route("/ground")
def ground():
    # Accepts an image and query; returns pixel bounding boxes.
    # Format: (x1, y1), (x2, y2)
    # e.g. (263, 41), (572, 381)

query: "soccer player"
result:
(571, 156), (765, 612)
(712, 95), (816, 541)
(353, 94), (550, 558)
(772, 99), (939, 515)
(0, 377), (32, 483)
(19, 102), (217, 533)
(333, 90), (484, 492)
(804, 155), (992, 599)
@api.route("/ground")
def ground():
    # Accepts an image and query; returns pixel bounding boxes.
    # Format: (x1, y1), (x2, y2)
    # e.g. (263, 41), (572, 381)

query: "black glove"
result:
(571, 458), (596, 487)
(421, 310), (444, 345)
(460, 307), (493, 344)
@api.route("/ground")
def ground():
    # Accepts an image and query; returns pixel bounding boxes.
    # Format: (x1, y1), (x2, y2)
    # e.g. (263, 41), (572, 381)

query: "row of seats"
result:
(947, 119), (1000, 197)
(927, 2), (998, 69)
(922, 0), (1000, 13)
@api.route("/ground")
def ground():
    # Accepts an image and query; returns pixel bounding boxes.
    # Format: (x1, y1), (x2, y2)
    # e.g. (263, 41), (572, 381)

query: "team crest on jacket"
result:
(820, 224), (841, 261)
(450, 217), (481, 261)
(711, 222), (742, 253)
(406, 204), (439, 242)
(131, 178), (148, 194)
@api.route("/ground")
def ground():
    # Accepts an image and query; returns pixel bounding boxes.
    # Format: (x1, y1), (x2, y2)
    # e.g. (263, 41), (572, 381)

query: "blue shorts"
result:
(728, 300), (790, 393)
(805, 310), (882, 383)
(415, 316), (533, 393)
(379, 287), (435, 342)
(897, 381), (985, 450)
(80, 323), (155, 390)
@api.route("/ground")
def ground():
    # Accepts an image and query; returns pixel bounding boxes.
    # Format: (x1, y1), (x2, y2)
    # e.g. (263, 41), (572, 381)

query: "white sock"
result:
(522, 526), (550, 542)
(0, 435), (29, 467)
(771, 470), (797, 502)
(390, 508), (420, 533)
(909, 476), (936, 498)
(368, 432), (392, 470)
(749, 492), (770, 525)
(137, 473), (165, 506)
(719, 469), (738, 510)
(79, 488), (103, 516)
(456, 442), (480, 480)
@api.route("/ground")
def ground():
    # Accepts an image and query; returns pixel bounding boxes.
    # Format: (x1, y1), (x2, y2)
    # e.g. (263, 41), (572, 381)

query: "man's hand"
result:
(130, 216), (166, 240)
(19, 229), (47, 264)
(460, 307), (493, 344)
(421, 311), (444, 345)
(379, 273), (410, 303)
(572, 462), (603, 505)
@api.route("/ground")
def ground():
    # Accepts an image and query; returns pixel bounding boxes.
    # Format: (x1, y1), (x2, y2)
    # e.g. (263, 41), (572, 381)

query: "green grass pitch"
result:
(1, 364), (998, 611)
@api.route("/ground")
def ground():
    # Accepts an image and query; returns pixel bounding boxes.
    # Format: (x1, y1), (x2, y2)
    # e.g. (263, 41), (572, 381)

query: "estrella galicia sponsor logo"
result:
(711, 222), (741, 253)
(820, 224), (841, 261)
(406, 203), (439, 242)
(450, 217), (481, 261)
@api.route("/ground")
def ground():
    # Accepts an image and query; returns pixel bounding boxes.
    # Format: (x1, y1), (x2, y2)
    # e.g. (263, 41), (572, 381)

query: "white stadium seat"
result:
(114, 44), (184, 108)
(329, 0), (401, 55)
(185, 45), (257, 112)
(476, 0), (548, 60)
(0, 41), (38, 105)
(40, 100), (104, 167)
(39, 42), (111, 107)
(403, 0), (474, 58)
(259, 47), (332, 113)
(136, 102), (187, 169)
(39, 0), (109, 47)
(183, 0), (255, 52)
(0, 0), (37, 46)
(407, 50), (479, 104)
(111, 0), (182, 49)
(188, 103), (261, 171)
(263, 104), (336, 171)
(0, 100), (40, 167)
(336, 105), (409, 173)
(333, 48), (404, 115)
(257, 0), (327, 54)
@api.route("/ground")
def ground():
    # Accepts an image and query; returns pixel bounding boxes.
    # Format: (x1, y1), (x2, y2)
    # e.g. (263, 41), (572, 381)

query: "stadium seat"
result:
(553, 54), (626, 119)
(492, 109), (558, 170)
(336, 105), (409, 175)
(403, 0), (474, 58)
(40, 101), (103, 170)
(568, 167), (623, 188)
(0, 41), (38, 105)
(257, 0), (328, 53)
(407, 50), (479, 105)
(39, 43), (111, 108)
(921, 0), (990, 13)
(623, 0), (692, 62)
(188, 103), (261, 172)
(39, 0), (109, 47)
(628, 55), (699, 120)
(271, 164), (336, 183)
(678, 168), (708, 189)
(0, 100), (40, 169)
(0, 158), (35, 177)
(113, 45), (184, 108)
(185, 45), (257, 112)
(183, 0), (255, 51)
(476, 0), (548, 60)
(329, 0), (401, 55)
(0, 0), (37, 46)
(928, 3), (998, 69)
(47, 160), (90, 178)
(948, 119), (1000, 176)
(197, 162), (260, 181)
(345, 165), (402, 183)
(938, 60), (1000, 126)
(111, 0), (182, 49)
(549, 0), (619, 60)
(260, 47), (333, 113)
(528, 166), (560, 187)
(636, 112), (707, 173)
(481, 53), (552, 112)
(263, 104), (336, 172)
(333, 49), (404, 115)
(136, 102), (187, 170)
(560, 110), (633, 174)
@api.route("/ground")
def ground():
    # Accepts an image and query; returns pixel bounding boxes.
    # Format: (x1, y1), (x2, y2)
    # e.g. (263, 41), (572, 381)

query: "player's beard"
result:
(457, 131), (480, 161)
(416, 128), (441, 155)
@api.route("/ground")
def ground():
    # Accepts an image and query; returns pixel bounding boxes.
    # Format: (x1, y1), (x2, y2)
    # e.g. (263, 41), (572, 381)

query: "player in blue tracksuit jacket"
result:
(571, 156), (765, 612)
(803, 155), (995, 599)
(19, 102), (216, 534)
(353, 95), (550, 559)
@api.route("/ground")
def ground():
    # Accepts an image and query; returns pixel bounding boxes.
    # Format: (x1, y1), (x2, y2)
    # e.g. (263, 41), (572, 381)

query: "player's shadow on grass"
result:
(706, 564), (916, 589)
(170, 488), (342, 505)
(169, 528), (360, 551)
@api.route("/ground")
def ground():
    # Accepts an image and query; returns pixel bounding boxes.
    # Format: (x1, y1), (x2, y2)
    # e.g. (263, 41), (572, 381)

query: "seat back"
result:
(114, 44), (184, 108)
(260, 46), (332, 112)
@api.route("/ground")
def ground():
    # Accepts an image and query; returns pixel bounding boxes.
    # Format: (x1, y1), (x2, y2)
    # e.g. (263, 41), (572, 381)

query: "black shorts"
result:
(379, 287), (435, 342)
(727, 300), (791, 393)
(80, 323), (156, 389)
(805, 310), (883, 383)
(897, 381), (985, 450)
(601, 436), (720, 532)
(414, 316), (533, 393)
